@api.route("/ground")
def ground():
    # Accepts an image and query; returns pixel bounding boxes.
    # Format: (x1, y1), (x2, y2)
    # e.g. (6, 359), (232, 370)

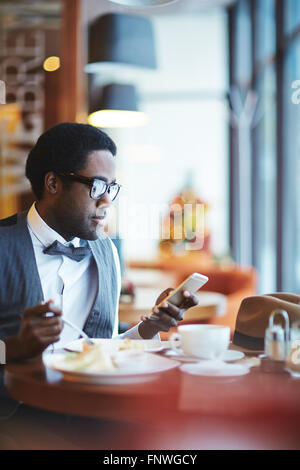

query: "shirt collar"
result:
(27, 203), (81, 248)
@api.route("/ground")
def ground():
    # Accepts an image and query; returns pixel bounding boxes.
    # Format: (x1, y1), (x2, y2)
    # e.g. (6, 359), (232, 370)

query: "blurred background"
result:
(0, 0), (299, 334)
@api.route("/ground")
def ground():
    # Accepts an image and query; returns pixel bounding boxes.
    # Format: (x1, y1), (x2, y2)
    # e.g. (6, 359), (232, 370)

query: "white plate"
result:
(43, 352), (179, 385)
(180, 361), (249, 377)
(165, 349), (245, 363)
(64, 338), (165, 353)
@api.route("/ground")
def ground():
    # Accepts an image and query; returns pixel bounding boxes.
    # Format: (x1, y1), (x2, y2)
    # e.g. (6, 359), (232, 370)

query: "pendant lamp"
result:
(88, 84), (148, 128)
(107, 0), (178, 5)
(85, 13), (157, 74)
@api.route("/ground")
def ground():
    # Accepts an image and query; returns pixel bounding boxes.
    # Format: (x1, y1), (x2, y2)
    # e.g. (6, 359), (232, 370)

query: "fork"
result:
(62, 318), (94, 345)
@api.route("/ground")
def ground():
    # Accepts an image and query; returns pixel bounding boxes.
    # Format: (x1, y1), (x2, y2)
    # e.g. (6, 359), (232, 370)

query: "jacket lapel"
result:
(16, 211), (44, 305)
(83, 238), (117, 338)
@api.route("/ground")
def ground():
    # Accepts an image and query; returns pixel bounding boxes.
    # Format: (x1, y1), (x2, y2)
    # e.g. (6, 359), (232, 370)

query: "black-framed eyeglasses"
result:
(58, 172), (121, 201)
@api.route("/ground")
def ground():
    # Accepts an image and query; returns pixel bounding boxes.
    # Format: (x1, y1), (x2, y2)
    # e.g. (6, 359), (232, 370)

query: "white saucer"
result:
(222, 350), (245, 362)
(165, 349), (245, 363)
(180, 360), (249, 377)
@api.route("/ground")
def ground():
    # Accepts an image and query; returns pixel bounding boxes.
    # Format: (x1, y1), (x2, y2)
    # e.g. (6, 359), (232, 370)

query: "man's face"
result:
(53, 150), (116, 240)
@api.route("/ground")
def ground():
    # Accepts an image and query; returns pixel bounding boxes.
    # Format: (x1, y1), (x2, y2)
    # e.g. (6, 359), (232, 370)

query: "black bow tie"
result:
(43, 240), (91, 262)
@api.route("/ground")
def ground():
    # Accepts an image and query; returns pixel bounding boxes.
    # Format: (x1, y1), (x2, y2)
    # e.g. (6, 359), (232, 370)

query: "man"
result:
(0, 122), (198, 362)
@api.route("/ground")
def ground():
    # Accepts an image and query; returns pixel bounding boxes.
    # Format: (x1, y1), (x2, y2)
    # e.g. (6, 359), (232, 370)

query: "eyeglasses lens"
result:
(91, 181), (119, 201)
(91, 180), (106, 199)
(107, 184), (119, 201)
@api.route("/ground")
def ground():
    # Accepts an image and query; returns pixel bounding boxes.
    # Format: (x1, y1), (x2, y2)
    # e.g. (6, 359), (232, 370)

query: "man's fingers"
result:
(35, 318), (63, 333)
(34, 325), (62, 338)
(26, 316), (63, 328)
(23, 301), (62, 319)
(148, 312), (178, 329)
(155, 302), (181, 320)
(155, 288), (174, 306)
(144, 289), (199, 334)
(179, 291), (199, 309)
(35, 334), (61, 347)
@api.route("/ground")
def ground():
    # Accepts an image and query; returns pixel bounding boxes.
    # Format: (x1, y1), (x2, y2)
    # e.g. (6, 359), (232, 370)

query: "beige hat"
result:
(232, 293), (300, 352)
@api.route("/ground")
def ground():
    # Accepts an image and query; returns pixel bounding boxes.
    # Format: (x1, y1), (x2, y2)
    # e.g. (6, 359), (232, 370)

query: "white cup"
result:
(170, 324), (230, 360)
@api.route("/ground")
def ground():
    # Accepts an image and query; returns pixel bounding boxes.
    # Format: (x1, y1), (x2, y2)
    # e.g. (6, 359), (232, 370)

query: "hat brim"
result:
(229, 342), (264, 356)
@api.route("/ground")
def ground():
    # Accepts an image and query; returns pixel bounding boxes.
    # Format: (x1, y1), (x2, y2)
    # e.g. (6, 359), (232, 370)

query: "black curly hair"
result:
(25, 122), (117, 200)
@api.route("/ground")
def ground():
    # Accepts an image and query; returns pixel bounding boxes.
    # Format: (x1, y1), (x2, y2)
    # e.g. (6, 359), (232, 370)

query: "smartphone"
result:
(156, 272), (209, 308)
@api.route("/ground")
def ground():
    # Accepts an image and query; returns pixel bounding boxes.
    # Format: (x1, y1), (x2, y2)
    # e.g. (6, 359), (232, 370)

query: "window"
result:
(234, 0), (252, 86)
(282, 37), (300, 292)
(252, 0), (277, 293)
(285, 0), (300, 36)
(229, 0), (300, 293)
(229, 0), (253, 265)
(252, 64), (277, 293)
(255, 0), (276, 64)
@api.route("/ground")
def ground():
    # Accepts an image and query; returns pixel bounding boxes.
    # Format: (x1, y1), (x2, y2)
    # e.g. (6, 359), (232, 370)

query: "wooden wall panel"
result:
(59, 0), (86, 123)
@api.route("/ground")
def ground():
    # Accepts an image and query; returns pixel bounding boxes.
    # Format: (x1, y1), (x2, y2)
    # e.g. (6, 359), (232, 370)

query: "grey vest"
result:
(0, 211), (118, 340)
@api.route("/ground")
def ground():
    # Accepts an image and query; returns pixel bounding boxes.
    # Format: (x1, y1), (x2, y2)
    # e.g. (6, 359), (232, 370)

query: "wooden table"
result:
(3, 353), (300, 449)
(119, 288), (226, 324)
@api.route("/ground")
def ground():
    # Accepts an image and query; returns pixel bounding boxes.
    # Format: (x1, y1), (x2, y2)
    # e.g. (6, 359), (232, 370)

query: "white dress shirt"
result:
(27, 203), (145, 348)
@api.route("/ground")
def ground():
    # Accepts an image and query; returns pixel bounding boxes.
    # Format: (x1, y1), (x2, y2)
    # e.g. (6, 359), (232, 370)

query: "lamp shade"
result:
(85, 13), (157, 73)
(88, 84), (148, 128)
(93, 84), (139, 112)
(107, 0), (178, 5)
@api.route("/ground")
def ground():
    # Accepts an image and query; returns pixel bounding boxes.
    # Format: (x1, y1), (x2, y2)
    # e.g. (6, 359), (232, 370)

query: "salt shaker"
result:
(264, 309), (290, 361)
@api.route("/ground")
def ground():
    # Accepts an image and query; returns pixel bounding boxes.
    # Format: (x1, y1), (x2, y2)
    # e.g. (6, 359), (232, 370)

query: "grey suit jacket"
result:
(0, 211), (118, 340)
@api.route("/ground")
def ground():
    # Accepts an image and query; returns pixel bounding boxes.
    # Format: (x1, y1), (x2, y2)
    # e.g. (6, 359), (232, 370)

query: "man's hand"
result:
(138, 288), (199, 339)
(4, 300), (63, 362)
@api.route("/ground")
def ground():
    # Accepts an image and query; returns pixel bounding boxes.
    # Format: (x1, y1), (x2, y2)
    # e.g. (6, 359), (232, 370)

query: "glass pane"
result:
(255, 0), (276, 63)
(285, 0), (300, 36)
(233, 0), (252, 85)
(0, 1), (61, 218)
(253, 64), (277, 293)
(117, 11), (229, 261)
(282, 37), (300, 292)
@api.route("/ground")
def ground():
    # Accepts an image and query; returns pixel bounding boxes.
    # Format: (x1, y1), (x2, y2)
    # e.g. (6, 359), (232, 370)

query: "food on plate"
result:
(118, 338), (148, 351)
(53, 339), (150, 373)
(82, 338), (148, 353)
(54, 344), (117, 372)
